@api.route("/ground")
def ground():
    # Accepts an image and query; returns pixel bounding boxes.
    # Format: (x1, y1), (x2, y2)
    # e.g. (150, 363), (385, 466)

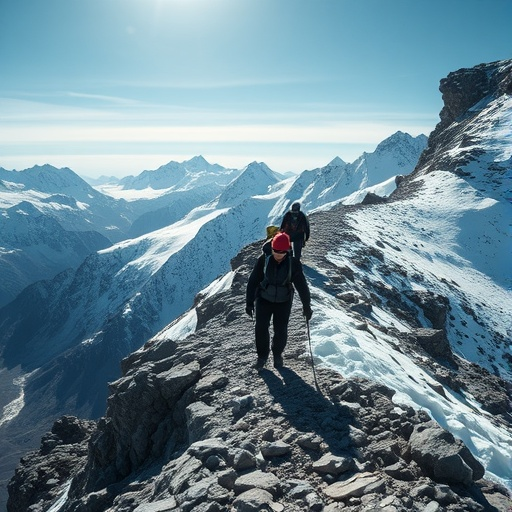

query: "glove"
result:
(245, 304), (254, 318)
(303, 305), (312, 321)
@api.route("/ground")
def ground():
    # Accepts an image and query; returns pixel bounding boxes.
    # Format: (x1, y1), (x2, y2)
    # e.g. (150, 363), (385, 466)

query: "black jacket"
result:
(280, 211), (310, 242)
(246, 253), (311, 307)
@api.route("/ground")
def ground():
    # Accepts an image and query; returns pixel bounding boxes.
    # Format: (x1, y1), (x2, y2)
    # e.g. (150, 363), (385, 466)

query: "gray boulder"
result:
(406, 421), (485, 485)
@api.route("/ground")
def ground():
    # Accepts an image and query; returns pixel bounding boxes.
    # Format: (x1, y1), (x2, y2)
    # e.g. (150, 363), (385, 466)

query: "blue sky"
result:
(1, 0), (510, 178)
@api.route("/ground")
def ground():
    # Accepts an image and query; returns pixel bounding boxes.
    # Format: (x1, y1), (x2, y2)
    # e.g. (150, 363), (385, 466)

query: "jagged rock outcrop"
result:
(437, 62), (512, 127)
(6, 416), (95, 512)
(361, 192), (387, 205)
(393, 59), (512, 199)
(7, 241), (511, 512)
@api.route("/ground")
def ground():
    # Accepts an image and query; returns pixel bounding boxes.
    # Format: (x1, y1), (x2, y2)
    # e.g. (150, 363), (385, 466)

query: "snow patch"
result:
(310, 286), (512, 489)
(46, 479), (72, 512)
(0, 371), (35, 427)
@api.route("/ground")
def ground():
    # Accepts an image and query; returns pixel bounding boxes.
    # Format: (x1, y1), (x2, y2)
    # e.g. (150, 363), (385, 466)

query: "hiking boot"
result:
(273, 355), (284, 368)
(254, 358), (267, 369)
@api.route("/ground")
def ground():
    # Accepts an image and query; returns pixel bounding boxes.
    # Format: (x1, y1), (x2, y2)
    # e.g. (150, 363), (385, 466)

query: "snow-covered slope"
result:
(275, 131), (427, 214)
(96, 156), (245, 238)
(0, 165), (131, 240)
(0, 201), (111, 308)
(216, 161), (282, 208)
(306, 177), (511, 488)
(125, 185), (225, 238)
(0, 166), (131, 307)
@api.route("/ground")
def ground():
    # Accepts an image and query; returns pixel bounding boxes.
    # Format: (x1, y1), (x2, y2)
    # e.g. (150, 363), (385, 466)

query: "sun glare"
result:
(147, 0), (227, 26)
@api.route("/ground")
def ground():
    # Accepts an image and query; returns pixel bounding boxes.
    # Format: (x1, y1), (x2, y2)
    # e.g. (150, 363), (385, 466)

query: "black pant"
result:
(254, 297), (293, 359)
(291, 239), (303, 260)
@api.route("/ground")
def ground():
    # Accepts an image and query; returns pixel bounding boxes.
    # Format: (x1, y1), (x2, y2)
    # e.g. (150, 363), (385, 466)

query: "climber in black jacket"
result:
(280, 202), (310, 260)
(246, 232), (312, 369)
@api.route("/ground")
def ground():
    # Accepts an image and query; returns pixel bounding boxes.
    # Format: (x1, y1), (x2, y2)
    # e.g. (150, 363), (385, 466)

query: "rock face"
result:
(394, 59), (512, 198)
(6, 416), (95, 512)
(438, 62), (512, 126)
(7, 242), (512, 512)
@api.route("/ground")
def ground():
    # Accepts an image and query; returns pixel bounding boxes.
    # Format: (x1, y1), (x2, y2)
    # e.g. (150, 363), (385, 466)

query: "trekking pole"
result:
(306, 318), (320, 392)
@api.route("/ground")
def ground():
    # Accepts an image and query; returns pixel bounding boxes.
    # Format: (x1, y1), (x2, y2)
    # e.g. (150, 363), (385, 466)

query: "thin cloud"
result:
(100, 75), (329, 90)
(0, 96), (436, 127)
(1, 122), (431, 146)
(65, 91), (145, 106)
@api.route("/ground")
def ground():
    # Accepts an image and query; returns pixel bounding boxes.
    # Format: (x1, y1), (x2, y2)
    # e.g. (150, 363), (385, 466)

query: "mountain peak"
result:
(216, 161), (278, 208)
(3, 164), (92, 196)
(119, 156), (232, 190)
(328, 156), (346, 167)
(244, 160), (272, 172)
(405, 58), (512, 203)
(374, 131), (427, 153)
(185, 155), (209, 165)
(182, 155), (209, 170)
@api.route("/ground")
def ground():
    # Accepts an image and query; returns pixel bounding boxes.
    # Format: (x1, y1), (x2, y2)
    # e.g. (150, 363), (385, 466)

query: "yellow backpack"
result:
(265, 225), (279, 240)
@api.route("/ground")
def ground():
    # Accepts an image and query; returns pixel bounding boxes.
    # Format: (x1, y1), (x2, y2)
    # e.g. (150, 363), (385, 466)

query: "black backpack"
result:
(288, 212), (303, 233)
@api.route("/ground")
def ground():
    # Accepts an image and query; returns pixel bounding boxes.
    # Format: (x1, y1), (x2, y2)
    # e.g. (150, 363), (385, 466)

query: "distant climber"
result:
(280, 202), (310, 260)
(246, 232), (312, 369)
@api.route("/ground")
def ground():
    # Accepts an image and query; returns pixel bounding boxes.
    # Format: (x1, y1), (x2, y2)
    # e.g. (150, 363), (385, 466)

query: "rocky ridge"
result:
(396, 59), (512, 202)
(7, 234), (512, 512)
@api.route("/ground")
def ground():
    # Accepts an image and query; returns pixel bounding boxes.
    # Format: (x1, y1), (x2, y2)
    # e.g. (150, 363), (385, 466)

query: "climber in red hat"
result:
(246, 231), (312, 369)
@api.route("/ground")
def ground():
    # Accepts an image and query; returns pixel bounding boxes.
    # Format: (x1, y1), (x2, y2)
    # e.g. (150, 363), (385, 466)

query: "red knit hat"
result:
(271, 232), (291, 251)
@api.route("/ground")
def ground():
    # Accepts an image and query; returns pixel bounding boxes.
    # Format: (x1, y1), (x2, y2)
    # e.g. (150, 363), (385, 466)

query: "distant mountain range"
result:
(118, 155), (238, 190)
(0, 133), (425, 309)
